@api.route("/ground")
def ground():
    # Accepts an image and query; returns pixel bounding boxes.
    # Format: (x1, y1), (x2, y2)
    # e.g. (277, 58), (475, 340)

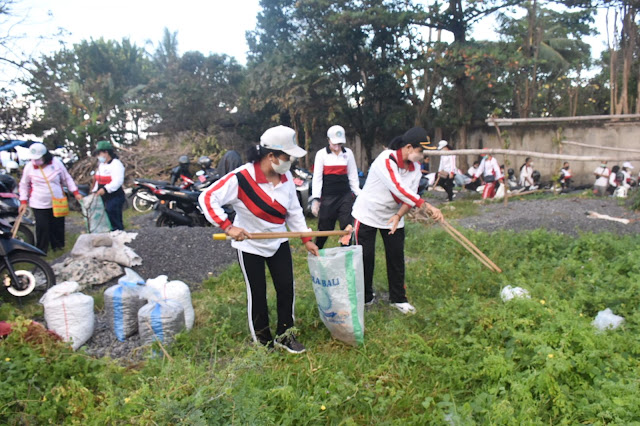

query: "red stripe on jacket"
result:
(237, 187), (286, 224)
(385, 158), (424, 207)
(96, 175), (112, 185)
(203, 173), (235, 229)
(324, 165), (348, 175)
(238, 169), (287, 217)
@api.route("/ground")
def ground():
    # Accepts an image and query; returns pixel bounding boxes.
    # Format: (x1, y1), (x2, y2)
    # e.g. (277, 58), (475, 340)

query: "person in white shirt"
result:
(608, 165), (620, 195)
(199, 125), (319, 354)
(559, 162), (572, 190)
(436, 140), (457, 201)
(519, 157), (537, 190)
(593, 161), (610, 196)
(472, 152), (504, 199)
(352, 127), (443, 315)
(93, 140), (126, 230)
(310, 125), (360, 248)
(621, 162), (634, 188)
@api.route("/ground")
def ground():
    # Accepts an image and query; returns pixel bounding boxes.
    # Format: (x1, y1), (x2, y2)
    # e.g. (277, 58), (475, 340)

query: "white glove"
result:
(311, 199), (320, 217)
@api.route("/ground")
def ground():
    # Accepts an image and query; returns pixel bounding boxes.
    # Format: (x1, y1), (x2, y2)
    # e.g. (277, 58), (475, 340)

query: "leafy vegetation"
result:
(2, 224), (640, 423)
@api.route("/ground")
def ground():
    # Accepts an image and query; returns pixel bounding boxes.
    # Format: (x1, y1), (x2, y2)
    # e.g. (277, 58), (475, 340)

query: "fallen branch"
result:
(586, 211), (630, 225)
(212, 230), (350, 241)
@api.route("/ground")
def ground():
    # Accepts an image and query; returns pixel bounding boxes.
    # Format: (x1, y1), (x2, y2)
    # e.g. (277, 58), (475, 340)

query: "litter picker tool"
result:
(212, 229), (350, 241)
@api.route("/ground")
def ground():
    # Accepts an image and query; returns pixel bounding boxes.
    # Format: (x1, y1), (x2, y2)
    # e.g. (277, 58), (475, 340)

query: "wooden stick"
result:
(561, 140), (640, 153)
(440, 221), (502, 273)
(212, 229), (350, 241)
(440, 223), (497, 272)
(422, 148), (640, 162)
(11, 211), (24, 239)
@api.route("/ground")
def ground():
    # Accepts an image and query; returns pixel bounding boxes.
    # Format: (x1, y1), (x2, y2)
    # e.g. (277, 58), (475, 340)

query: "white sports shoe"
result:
(391, 302), (416, 315)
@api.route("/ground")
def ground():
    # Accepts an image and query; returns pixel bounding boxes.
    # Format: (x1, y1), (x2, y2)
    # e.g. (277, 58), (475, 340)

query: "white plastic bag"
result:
(40, 281), (95, 350)
(500, 285), (531, 302)
(138, 288), (185, 346)
(104, 271), (146, 341)
(592, 308), (625, 331)
(81, 194), (111, 233)
(307, 246), (365, 346)
(146, 275), (195, 330)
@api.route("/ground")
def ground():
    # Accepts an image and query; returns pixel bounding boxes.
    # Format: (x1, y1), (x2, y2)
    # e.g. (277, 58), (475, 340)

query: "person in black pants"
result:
(310, 125), (361, 248)
(199, 125), (319, 354)
(93, 140), (126, 231)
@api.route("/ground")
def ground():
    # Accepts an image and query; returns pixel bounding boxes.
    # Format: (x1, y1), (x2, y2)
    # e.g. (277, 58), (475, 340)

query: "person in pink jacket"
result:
(18, 143), (83, 253)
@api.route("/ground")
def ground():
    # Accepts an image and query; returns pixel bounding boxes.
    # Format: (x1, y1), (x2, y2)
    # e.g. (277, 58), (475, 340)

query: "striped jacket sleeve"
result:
(199, 173), (238, 230)
(380, 157), (424, 208)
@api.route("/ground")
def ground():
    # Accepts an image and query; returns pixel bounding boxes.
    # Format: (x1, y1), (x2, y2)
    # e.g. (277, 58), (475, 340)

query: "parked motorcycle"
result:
(0, 219), (55, 302)
(154, 188), (211, 227)
(292, 165), (313, 216)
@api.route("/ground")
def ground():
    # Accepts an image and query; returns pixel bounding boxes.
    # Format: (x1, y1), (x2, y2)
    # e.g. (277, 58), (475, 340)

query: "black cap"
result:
(402, 127), (436, 150)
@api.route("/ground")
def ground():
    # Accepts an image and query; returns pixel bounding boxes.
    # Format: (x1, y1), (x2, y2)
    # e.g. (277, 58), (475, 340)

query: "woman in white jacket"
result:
(352, 127), (443, 315)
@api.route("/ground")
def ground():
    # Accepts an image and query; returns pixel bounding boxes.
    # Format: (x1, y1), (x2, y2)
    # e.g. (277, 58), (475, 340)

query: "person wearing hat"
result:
(18, 143), (83, 253)
(352, 127), (443, 315)
(199, 125), (319, 354)
(622, 161), (634, 188)
(471, 151), (504, 199)
(310, 125), (360, 248)
(170, 155), (193, 186)
(436, 140), (457, 202)
(93, 140), (126, 230)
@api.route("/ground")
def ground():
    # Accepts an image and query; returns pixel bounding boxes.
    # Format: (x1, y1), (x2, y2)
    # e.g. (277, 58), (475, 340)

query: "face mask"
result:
(601, 164), (606, 168)
(529, 163), (534, 167)
(408, 151), (423, 163)
(271, 158), (291, 174)
(483, 155), (489, 161)
(32, 159), (43, 167)
(98, 156), (107, 163)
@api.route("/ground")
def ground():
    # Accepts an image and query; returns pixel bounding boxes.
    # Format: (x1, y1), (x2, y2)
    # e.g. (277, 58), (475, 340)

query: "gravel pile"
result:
(455, 196), (640, 236)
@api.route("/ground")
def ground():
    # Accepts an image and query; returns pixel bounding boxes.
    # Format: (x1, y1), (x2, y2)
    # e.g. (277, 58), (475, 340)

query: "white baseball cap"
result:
(623, 161), (634, 169)
(437, 140), (448, 150)
(327, 125), (346, 144)
(29, 143), (48, 160)
(260, 125), (307, 158)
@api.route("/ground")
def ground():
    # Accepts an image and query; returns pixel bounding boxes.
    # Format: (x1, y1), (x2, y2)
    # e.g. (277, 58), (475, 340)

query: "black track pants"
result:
(237, 242), (295, 344)
(315, 192), (354, 249)
(33, 208), (65, 253)
(438, 176), (455, 201)
(354, 220), (407, 303)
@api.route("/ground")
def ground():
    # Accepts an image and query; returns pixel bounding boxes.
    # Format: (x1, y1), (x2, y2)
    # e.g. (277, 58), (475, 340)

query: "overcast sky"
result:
(2, 0), (609, 85)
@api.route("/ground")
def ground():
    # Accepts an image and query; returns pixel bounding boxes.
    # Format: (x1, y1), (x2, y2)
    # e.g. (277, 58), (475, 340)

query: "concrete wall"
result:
(467, 117), (640, 185)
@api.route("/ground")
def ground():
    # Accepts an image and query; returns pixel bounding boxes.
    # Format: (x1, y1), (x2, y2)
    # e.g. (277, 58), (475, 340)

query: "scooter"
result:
(0, 218), (55, 301)
(0, 174), (35, 245)
(292, 166), (312, 216)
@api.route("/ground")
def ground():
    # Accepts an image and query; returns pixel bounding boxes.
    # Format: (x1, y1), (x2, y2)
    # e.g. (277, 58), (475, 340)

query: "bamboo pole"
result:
(422, 148), (640, 161)
(11, 211), (24, 239)
(212, 230), (350, 241)
(440, 221), (502, 273)
(561, 140), (640, 153)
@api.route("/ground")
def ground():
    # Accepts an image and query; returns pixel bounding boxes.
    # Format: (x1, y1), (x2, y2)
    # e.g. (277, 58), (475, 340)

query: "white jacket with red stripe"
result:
(92, 159), (125, 194)
(311, 146), (361, 200)
(199, 162), (312, 257)
(352, 149), (423, 229)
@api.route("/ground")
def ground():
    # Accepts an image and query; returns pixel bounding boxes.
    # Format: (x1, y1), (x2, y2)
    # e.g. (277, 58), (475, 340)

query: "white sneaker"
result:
(391, 302), (416, 314)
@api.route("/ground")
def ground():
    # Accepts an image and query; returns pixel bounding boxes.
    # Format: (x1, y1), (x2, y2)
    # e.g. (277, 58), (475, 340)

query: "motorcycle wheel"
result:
(1, 253), (55, 298)
(133, 191), (156, 213)
(14, 224), (35, 246)
(156, 214), (177, 228)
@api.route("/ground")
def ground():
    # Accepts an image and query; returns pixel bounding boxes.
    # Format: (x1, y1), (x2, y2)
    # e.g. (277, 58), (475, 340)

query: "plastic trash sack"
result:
(146, 275), (195, 330)
(307, 246), (365, 346)
(592, 308), (625, 331)
(104, 270), (146, 341)
(500, 285), (531, 302)
(40, 281), (95, 350)
(138, 287), (185, 346)
(81, 193), (112, 233)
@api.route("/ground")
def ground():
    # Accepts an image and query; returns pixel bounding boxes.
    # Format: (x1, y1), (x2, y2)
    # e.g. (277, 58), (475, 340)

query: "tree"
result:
(23, 38), (152, 156)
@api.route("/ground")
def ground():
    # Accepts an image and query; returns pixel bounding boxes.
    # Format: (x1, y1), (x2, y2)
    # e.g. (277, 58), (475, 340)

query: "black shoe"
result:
(257, 338), (275, 349)
(275, 334), (306, 354)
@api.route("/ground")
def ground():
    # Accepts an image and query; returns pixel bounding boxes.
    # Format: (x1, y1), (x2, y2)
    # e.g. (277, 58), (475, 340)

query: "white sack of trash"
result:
(146, 275), (195, 330)
(138, 287), (185, 346)
(40, 281), (95, 350)
(307, 246), (365, 346)
(104, 268), (146, 341)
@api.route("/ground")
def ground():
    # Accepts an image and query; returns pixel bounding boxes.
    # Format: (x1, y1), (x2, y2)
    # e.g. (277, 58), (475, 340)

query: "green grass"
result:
(2, 226), (640, 424)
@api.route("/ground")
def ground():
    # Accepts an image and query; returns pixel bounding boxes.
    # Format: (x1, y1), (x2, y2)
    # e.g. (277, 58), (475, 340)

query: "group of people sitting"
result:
(593, 160), (636, 197)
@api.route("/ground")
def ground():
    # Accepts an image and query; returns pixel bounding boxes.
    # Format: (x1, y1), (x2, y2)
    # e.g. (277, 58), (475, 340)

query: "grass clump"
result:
(2, 225), (640, 424)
